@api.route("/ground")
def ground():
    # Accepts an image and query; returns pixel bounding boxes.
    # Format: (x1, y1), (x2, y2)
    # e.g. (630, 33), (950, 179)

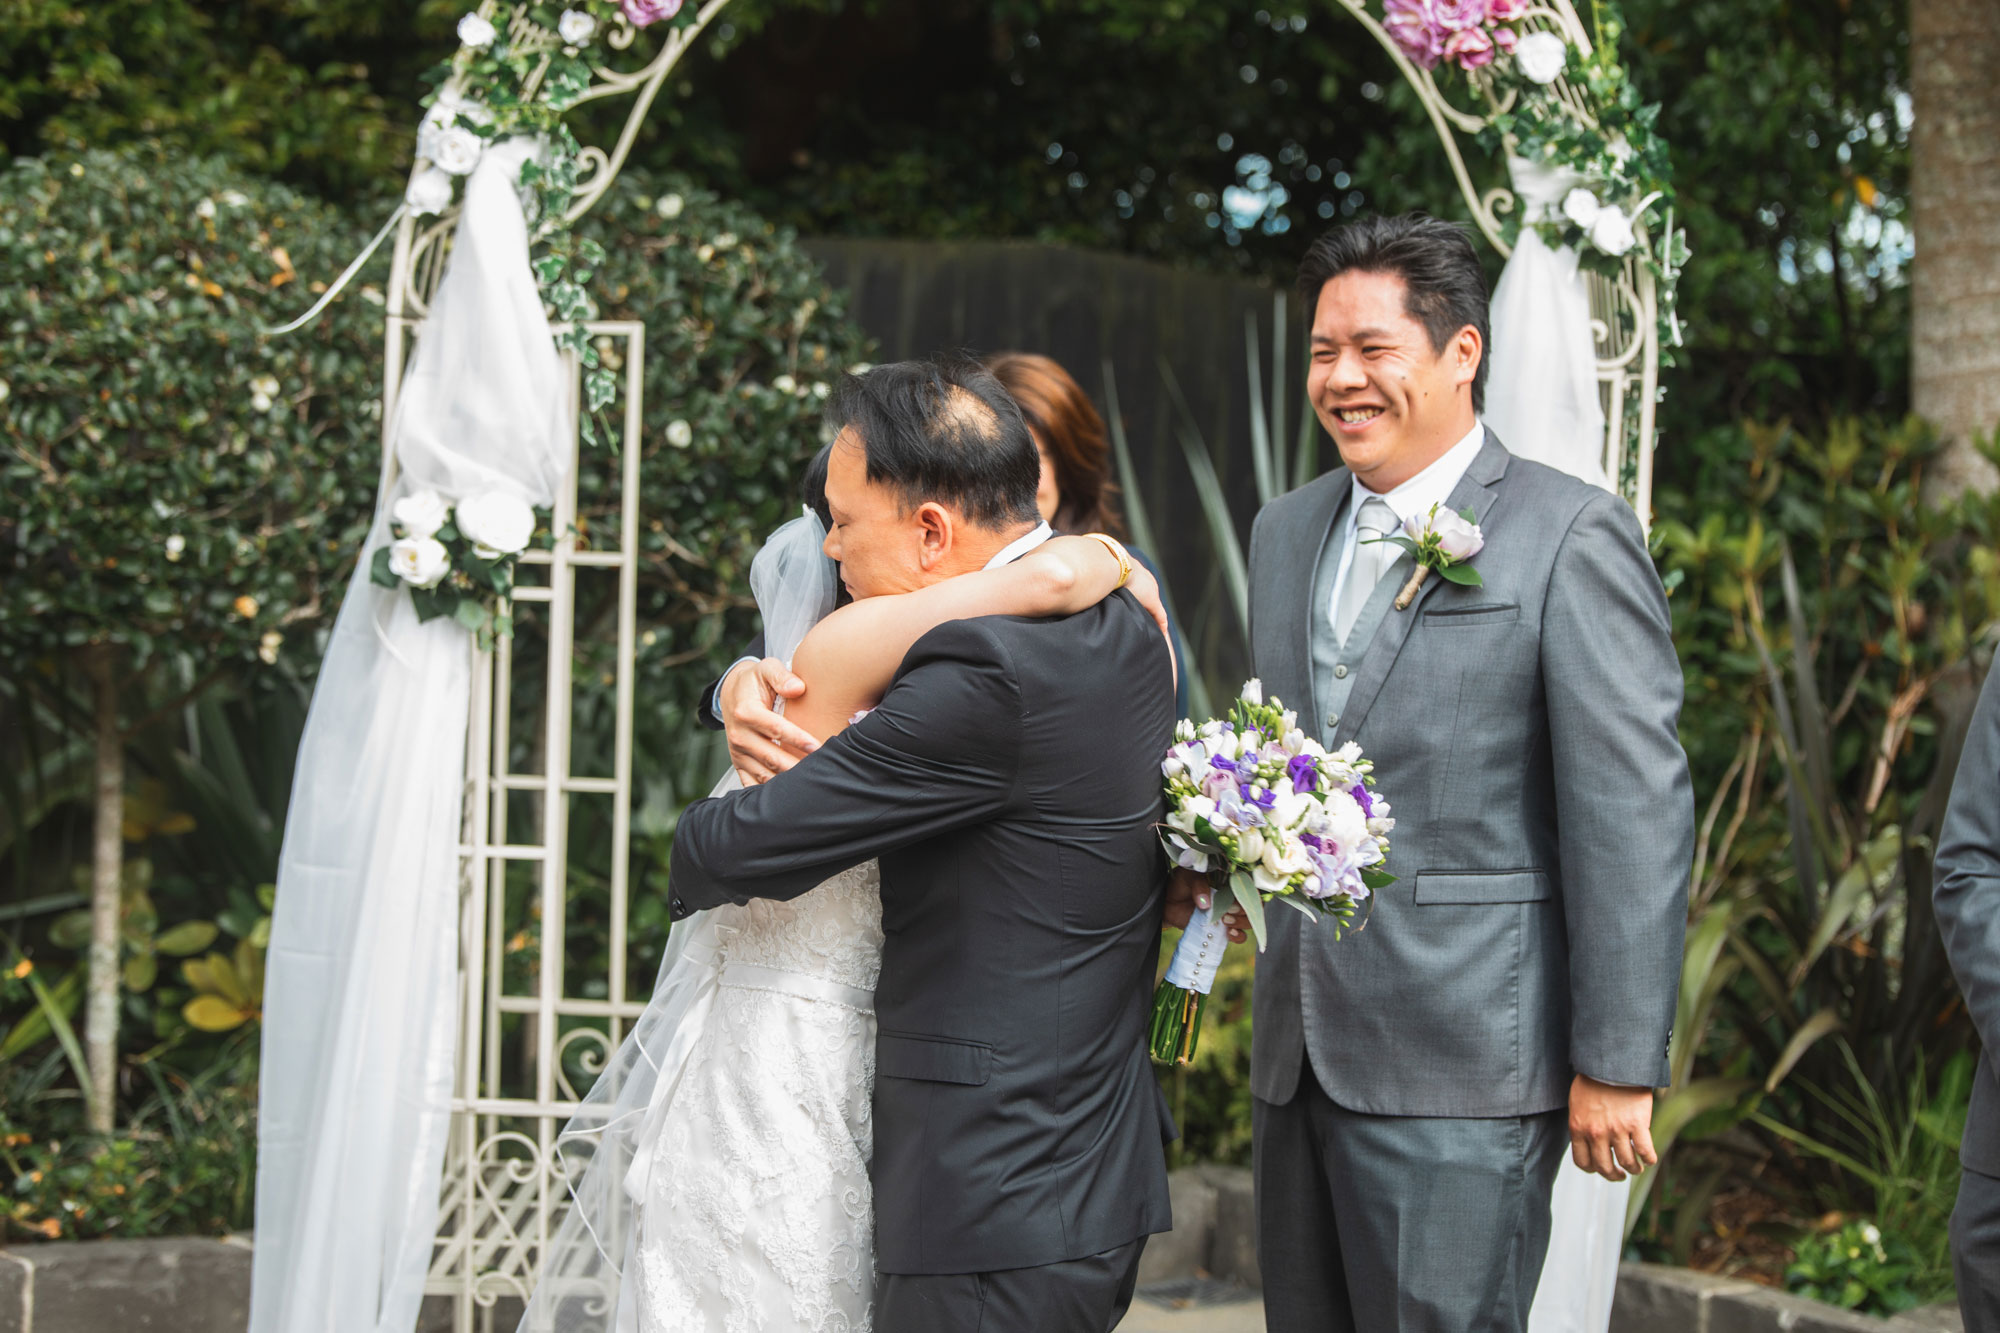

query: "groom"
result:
(668, 356), (1178, 1332)
(1174, 214), (1694, 1331)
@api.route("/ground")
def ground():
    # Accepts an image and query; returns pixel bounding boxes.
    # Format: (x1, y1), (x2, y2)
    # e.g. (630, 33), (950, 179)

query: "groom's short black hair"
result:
(1296, 213), (1491, 412)
(828, 355), (1043, 529)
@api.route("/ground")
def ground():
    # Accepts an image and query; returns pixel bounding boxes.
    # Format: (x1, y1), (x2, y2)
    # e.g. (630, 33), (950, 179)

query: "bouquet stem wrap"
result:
(1151, 899), (1230, 1064)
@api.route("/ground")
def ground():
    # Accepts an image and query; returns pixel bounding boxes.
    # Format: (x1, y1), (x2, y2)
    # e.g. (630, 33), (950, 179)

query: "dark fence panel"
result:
(803, 237), (1325, 704)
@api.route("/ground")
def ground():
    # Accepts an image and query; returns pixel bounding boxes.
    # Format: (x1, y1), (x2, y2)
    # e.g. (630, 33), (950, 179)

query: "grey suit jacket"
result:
(1934, 664), (2000, 1177)
(1245, 432), (1693, 1115)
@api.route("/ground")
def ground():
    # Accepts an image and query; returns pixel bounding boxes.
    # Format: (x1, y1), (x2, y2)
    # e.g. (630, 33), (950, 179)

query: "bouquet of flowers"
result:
(1151, 681), (1394, 1064)
(368, 488), (544, 650)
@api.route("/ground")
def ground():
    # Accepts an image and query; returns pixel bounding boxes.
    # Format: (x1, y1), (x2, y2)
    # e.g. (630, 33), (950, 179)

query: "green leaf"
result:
(155, 920), (219, 957)
(49, 909), (93, 951)
(1231, 868), (1267, 952)
(1360, 866), (1396, 891)
(123, 951), (157, 991)
(454, 598), (491, 633)
(1435, 564), (1483, 586)
(369, 546), (397, 589)
(182, 995), (249, 1032)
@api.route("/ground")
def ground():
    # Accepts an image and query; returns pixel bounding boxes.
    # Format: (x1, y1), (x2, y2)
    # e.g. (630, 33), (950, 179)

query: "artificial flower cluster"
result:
(1383, 0), (1533, 73)
(369, 488), (544, 649)
(1150, 681), (1394, 1063)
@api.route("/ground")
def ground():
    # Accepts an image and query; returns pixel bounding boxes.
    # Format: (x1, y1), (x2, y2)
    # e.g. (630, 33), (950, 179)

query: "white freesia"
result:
(1262, 839), (1311, 880)
(557, 8), (596, 44)
(1175, 718), (1196, 743)
(1562, 186), (1603, 231)
(1403, 505), (1485, 561)
(404, 167), (455, 217)
(390, 537), (451, 588)
(1236, 828), (1267, 864)
(1271, 791), (1315, 831)
(1587, 205), (1638, 257)
(1514, 30), (1568, 84)
(1242, 678), (1265, 706)
(1167, 795), (1218, 834)
(432, 126), (485, 177)
(455, 491), (536, 556)
(392, 489), (451, 539)
(457, 12), (497, 47)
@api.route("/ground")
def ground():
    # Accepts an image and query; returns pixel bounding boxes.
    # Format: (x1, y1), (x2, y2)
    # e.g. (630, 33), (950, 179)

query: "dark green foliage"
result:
(1787, 1216), (1923, 1314)
(0, 144), (386, 671)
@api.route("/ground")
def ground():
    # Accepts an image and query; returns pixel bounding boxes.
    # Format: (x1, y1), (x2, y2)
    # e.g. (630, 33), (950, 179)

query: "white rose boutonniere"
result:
(1364, 501), (1487, 610)
(1514, 30), (1568, 84)
(455, 491), (536, 557)
(390, 537), (452, 589)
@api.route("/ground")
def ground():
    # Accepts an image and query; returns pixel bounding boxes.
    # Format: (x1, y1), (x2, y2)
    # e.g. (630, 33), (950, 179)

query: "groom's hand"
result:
(720, 657), (818, 785)
(1568, 1075), (1658, 1182)
(1163, 868), (1249, 943)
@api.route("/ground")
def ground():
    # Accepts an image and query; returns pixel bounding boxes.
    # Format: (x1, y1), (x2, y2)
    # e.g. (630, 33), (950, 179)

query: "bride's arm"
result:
(784, 536), (1173, 743)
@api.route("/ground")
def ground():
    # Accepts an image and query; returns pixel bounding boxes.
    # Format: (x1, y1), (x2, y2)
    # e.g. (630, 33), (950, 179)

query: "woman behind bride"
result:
(522, 442), (1169, 1333)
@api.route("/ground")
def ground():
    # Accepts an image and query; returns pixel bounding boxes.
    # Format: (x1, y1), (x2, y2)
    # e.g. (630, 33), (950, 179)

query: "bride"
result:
(522, 448), (1167, 1333)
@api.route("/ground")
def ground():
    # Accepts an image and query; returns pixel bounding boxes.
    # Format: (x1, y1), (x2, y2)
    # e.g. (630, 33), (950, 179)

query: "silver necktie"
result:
(1333, 496), (1399, 645)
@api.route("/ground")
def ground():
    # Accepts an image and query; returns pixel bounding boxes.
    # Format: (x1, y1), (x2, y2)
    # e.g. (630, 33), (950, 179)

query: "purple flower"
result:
(1350, 783), (1375, 818)
(1288, 753), (1321, 793)
(619, 0), (683, 27)
(1217, 790), (1266, 829)
(1208, 753), (1240, 774)
(1242, 782), (1278, 811)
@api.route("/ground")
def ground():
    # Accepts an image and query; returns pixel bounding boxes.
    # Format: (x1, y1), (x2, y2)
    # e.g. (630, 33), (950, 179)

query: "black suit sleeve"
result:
(669, 620), (1021, 917)
(694, 633), (766, 731)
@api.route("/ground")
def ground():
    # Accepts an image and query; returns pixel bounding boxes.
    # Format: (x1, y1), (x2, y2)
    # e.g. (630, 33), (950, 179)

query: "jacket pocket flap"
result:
(877, 1033), (993, 1085)
(1422, 602), (1520, 624)
(1415, 870), (1552, 904)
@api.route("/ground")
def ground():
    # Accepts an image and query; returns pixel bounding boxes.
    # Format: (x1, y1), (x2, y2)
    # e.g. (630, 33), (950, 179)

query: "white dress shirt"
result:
(1324, 419), (1487, 632)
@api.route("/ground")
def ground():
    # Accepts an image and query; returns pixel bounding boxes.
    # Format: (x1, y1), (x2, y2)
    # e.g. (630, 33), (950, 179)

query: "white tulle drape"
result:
(521, 513), (836, 1333)
(1486, 155), (1613, 494)
(1490, 152), (1633, 1333)
(252, 137), (568, 1333)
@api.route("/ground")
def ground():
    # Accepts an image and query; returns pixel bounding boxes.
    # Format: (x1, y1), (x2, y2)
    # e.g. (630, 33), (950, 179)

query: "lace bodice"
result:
(710, 860), (883, 994)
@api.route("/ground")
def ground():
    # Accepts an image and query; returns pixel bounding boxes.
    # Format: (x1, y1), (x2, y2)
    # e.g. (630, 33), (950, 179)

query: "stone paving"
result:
(1117, 1293), (1266, 1332)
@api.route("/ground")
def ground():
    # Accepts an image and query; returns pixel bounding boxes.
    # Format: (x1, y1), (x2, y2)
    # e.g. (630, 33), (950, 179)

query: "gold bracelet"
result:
(1085, 532), (1133, 589)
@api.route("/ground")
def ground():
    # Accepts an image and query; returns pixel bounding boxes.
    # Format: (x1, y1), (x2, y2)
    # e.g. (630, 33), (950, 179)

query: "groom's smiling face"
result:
(1306, 268), (1481, 492)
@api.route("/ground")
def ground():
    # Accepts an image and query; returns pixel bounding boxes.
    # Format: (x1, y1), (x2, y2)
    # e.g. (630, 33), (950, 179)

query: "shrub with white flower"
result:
(1151, 681), (1395, 1063)
(370, 488), (548, 648)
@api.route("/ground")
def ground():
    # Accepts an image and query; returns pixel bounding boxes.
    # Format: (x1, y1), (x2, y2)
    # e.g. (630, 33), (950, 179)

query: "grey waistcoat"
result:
(1306, 490), (1411, 745)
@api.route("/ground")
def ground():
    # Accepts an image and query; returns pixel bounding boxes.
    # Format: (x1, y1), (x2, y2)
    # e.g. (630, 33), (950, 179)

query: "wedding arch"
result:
(268, 2), (1685, 1327)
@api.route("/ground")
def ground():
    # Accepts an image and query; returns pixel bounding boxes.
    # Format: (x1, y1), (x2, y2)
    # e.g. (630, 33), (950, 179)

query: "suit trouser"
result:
(875, 1238), (1146, 1333)
(1253, 1055), (1566, 1333)
(1955, 1166), (2000, 1332)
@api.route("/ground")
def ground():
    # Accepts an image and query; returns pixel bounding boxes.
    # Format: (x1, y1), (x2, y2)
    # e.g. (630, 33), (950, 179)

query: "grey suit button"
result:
(1327, 712), (1339, 726)
(1334, 664), (1349, 679)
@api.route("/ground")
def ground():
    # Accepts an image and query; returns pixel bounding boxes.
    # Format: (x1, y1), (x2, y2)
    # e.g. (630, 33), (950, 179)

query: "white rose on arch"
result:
(404, 167), (455, 218)
(457, 12), (497, 47)
(1561, 186), (1603, 232)
(558, 8), (596, 44)
(392, 489), (451, 539)
(431, 126), (485, 177)
(391, 537), (451, 589)
(456, 492), (537, 557)
(1513, 30), (1568, 84)
(1587, 206), (1638, 257)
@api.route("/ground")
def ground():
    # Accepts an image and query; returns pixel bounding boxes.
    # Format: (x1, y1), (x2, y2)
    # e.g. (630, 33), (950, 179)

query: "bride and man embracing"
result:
(525, 212), (1693, 1333)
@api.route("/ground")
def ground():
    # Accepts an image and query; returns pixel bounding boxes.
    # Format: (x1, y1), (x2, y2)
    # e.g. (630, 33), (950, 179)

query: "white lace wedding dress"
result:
(632, 859), (884, 1333)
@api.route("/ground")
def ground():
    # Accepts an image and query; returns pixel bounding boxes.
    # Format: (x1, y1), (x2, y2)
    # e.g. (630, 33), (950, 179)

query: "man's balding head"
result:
(825, 355), (1043, 530)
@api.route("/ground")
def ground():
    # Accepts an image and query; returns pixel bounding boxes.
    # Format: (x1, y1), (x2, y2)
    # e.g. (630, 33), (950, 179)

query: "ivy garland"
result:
(403, 0), (716, 445)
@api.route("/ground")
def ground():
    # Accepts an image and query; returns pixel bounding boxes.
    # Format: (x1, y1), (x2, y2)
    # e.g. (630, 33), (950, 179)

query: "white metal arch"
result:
(373, 5), (1667, 1326)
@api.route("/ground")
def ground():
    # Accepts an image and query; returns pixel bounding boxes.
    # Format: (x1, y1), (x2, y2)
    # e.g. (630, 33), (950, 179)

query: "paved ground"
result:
(1116, 1294), (1266, 1332)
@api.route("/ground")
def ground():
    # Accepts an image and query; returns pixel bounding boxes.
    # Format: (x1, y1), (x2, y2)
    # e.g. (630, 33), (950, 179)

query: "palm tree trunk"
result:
(1913, 0), (2000, 495)
(85, 645), (123, 1134)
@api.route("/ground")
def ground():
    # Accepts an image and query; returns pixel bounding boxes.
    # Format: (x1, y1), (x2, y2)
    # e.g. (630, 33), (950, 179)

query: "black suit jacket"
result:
(1936, 663), (2000, 1176)
(669, 591), (1177, 1274)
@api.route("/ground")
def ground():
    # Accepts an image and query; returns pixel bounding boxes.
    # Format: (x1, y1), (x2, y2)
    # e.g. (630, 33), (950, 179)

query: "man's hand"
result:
(1568, 1074), (1658, 1182)
(1163, 866), (1249, 943)
(721, 657), (818, 785)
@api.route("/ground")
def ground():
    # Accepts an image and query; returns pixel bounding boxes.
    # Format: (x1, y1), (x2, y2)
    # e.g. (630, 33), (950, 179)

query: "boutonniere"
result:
(1365, 502), (1486, 610)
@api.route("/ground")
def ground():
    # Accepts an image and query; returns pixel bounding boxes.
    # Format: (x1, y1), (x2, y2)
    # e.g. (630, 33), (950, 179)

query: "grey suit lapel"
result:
(1333, 432), (1512, 747)
(1268, 470), (1349, 738)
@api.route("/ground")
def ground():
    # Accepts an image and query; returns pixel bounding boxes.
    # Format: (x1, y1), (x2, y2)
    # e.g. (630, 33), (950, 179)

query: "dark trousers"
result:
(1956, 1166), (2000, 1333)
(1253, 1055), (1566, 1333)
(875, 1239), (1145, 1333)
